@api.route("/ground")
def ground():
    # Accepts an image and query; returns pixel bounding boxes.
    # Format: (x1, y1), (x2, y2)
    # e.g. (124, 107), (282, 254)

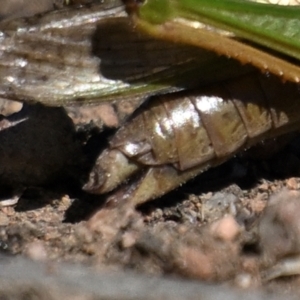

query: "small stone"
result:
(234, 273), (253, 289)
(286, 177), (299, 190)
(1, 206), (15, 216)
(25, 241), (47, 261)
(258, 182), (269, 192)
(121, 232), (137, 248)
(259, 189), (300, 263)
(210, 215), (241, 242)
(0, 212), (9, 226)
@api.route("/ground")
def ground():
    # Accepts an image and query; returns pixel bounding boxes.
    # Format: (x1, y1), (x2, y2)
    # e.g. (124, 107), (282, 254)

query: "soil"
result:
(1, 135), (300, 299)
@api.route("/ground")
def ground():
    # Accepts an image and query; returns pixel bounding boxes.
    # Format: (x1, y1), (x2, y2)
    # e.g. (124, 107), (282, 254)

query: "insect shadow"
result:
(90, 17), (216, 91)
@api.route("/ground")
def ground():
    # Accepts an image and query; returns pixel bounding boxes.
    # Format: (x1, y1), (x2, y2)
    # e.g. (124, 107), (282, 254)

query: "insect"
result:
(83, 70), (300, 205)
(1, 0), (300, 205)
(83, 0), (300, 205)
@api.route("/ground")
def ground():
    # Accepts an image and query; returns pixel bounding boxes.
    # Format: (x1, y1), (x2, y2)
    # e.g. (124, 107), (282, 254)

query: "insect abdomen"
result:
(84, 72), (300, 204)
(113, 73), (300, 170)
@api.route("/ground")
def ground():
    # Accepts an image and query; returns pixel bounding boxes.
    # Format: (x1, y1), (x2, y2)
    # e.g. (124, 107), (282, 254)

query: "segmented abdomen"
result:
(111, 72), (300, 171)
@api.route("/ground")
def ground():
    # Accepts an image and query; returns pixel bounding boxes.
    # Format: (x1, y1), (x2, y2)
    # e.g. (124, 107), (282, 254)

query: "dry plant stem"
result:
(136, 18), (300, 83)
(262, 256), (300, 281)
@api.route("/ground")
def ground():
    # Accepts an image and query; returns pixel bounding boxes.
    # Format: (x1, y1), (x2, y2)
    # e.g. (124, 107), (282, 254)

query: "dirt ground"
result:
(2, 1), (300, 299)
(2, 134), (300, 299)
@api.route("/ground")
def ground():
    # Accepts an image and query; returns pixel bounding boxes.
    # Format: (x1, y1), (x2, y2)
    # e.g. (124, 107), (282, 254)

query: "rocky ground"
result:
(1, 133), (300, 299)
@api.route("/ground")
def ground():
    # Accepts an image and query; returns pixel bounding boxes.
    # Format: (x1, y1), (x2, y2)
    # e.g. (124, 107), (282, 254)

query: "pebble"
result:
(25, 241), (47, 261)
(0, 212), (9, 226)
(286, 177), (299, 190)
(258, 189), (300, 280)
(210, 215), (241, 242)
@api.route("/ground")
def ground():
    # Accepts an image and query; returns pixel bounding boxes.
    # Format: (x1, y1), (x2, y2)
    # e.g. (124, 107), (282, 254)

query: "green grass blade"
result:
(138, 0), (300, 62)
